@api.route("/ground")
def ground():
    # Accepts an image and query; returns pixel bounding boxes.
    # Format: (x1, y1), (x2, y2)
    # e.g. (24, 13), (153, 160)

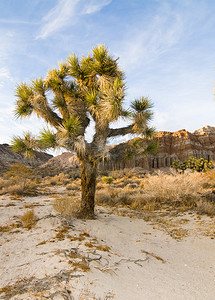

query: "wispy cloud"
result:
(36, 0), (112, 39)
(0, 19), (38, 25)
(81, 0), (112, 14)
(0, 67), (15, 89)
(0, 67), (14, 81)
(117, 3), (185, 71)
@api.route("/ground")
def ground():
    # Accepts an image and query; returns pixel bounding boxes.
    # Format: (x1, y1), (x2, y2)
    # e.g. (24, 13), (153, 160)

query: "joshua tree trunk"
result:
(78, 158), (97, 219)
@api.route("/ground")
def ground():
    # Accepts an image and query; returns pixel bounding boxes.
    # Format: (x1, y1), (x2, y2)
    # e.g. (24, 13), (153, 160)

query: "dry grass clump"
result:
(52, 196), (80, 217)
(44, 172), (69, 186)
(141, 171), (213, 211)
(0, 225), (11, 233)
(109, 168), (144, 179)
(66, 183), (80, 191)
(196, 199), (215, 216)
(96, 170), (215, 216)
(96, 186), (144, 208)
(1, 182), (37, 195)
(0, 163), (39, 195)
(55, 226), (70, 240)
(141, 171), (202, 205)
(0, 178), (11, 190)
(20, 209), (37, 229)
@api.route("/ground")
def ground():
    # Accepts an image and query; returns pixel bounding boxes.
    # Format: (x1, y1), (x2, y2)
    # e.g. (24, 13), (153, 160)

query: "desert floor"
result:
(0, 188), (215, 300)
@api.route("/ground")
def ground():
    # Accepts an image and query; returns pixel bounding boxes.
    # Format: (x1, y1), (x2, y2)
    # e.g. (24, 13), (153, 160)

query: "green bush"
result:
(172, 157), (214, 173)
(102, 176), (114, 184)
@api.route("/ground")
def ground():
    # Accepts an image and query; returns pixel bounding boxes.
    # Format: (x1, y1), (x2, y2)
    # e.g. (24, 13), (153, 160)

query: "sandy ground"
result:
(0, 191), (215, 300)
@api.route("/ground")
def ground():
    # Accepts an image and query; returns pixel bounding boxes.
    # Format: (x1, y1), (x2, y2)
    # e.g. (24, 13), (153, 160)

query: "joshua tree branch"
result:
(107, 124), (133, 137)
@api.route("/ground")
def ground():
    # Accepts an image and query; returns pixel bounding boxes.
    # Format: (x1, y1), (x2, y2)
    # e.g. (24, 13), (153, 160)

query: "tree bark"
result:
(78, 158), (97, 219)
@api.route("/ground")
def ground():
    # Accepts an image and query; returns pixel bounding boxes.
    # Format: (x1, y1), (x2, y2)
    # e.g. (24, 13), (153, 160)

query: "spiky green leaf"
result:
(14, 101), (33, 119)
(131, 97), (153, 112)
(15, 82), (34, 102)
(58, 116), (82, 138)
(38, 128), (57, 149)
(10, 132), (38, 159)
(31, 78), (46, 96)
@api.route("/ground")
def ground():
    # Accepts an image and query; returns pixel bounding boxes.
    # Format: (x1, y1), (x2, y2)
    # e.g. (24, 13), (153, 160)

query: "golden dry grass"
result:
(52, 195), (81, 217)
(20, 209), (37, 229)
(96, 170), (215, 216)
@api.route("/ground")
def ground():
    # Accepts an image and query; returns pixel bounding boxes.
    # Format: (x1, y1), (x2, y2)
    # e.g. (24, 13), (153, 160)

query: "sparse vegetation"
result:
(0, 163), (38, 195)
(102, 176), (114, 184)
(20, 209), (37, 229)
(172, 156), (214, 173)
(96, 169), (215, 216)
(53, 195), (80, 217)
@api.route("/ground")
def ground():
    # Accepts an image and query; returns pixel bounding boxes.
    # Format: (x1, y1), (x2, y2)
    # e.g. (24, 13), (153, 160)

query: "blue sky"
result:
(0, 0), (214, 149)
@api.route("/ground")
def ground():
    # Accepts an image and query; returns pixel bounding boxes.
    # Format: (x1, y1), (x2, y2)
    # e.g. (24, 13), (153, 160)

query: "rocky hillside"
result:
(0, 144), (52, 171)
(40, 152), (80, 171)
(38, 126), (215, 172)
(104, 125), (215, 170)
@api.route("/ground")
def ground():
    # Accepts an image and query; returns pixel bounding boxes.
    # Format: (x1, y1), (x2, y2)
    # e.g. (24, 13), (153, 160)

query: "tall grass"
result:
(96, 170), (215, 215)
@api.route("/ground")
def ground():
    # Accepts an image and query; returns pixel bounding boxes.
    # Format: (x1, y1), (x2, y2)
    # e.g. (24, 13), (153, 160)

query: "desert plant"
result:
(141, 171), (208, 210)
(102, 176), (114, 184)
(11, 45), (156, 218)
(52, 196), (80, 216)
(2, 163), (37, 195)
(172, 157), (214, 173)
(20, 209), (37, 229)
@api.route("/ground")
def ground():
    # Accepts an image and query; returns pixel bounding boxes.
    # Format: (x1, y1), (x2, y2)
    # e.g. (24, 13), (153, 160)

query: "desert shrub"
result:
(66, 183), (80, 190)
(172, 157), (214, 173)
(0, 177), (11, 190)
(52, 196), (80, 216)
(97, 171), (215, 214)
(109, 169), (137, 179)
(0, 181), (37, 196)
(196, 199), (215, 216)
(4, 163), (33, 182)
(140, 171), (209, 210)
(44, 172), (74, 186)
(96, 186), (143, 207)
(2, 163), (38, 195)
(102, 176), (114, 184)
(20, 209), (37, 229)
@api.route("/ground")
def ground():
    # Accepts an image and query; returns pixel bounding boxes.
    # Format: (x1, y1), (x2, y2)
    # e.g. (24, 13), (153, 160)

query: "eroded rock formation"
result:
(102, 126), (215, 170)
(35, 126), (215, 172)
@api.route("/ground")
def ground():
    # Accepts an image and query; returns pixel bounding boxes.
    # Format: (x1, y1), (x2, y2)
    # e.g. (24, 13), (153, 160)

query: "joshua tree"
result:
(11, 45), (155, 218)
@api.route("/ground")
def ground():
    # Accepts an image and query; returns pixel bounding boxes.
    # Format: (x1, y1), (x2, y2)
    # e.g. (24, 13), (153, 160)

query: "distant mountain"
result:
(40, 152), (80, 170)
(0, 143), (52, 172)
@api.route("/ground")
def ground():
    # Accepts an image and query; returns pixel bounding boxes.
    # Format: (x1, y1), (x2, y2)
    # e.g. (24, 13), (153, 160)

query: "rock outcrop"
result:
(37, 126), (215, 172)
(0, 144), (52, 172)
(102, 126), (215, 170)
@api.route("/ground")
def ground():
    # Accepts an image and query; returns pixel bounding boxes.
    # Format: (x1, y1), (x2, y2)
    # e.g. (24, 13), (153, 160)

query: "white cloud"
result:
(81, 0), (112, 14)
(0, 67), (15, 90)
(0, 67), (14, 80)
(0, 19), (37, 25)
(117, 4), (185, 72)
(36, 0), (79, 39)
(36, 0), (112, 39)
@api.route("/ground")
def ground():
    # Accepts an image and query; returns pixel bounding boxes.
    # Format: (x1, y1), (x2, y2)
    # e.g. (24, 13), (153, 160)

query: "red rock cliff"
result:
(103, 126), (215, 170)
